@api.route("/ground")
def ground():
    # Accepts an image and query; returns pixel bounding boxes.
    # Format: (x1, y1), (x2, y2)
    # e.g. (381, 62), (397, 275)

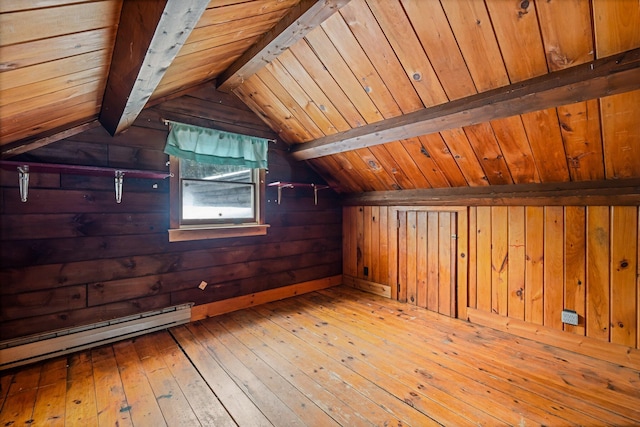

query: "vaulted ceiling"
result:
(1, 0), (639, 194)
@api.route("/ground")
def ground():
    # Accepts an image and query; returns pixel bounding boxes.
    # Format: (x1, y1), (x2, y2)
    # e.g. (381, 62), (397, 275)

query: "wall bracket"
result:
(268, 181), (330, 205)
(0, 160), (170, 204)
(17, 165), (29, 202)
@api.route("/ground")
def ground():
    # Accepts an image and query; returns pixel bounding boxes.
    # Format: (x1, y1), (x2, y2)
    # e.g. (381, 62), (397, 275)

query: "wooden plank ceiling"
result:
(1, 0), (639, 194)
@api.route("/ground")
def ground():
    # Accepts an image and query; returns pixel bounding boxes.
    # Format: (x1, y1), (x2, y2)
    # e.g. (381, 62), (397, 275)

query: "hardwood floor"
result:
(1, 286), (639, 426)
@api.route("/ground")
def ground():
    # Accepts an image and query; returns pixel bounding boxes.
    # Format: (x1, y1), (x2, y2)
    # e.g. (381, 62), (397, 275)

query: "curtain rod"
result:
(162, 119), (276, 143)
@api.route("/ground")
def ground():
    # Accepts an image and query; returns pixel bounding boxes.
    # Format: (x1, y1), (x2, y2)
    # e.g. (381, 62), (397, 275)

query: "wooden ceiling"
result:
(1, 0), (639, 194)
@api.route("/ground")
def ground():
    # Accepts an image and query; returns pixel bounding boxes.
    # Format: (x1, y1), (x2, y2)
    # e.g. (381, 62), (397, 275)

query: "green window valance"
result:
(164, 121), (268, 168)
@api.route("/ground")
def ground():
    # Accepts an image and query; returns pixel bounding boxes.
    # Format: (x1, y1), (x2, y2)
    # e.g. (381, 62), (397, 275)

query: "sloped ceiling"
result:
(1, 0), (639, 195)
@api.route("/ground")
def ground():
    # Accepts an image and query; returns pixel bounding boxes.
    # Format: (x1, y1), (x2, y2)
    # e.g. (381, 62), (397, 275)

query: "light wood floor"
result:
(1, 286), (640, 426)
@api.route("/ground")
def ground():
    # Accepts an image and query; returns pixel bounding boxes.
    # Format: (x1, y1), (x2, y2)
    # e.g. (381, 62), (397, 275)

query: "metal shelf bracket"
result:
(1, 160), (170, 204)
(115, 170), (124, 203)
(268, 181), (330, 205)
(18, 165), (29, 202)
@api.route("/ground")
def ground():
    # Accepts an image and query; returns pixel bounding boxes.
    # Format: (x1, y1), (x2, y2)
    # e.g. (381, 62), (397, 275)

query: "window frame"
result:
(168, 155), (268, 242)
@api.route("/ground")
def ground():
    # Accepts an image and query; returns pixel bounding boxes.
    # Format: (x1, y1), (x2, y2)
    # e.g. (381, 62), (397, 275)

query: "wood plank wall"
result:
(343, 206), (465, 318)
(344, 204), (640, 351)
(0, 86), (342, 341)
(467, 205), (640, 350)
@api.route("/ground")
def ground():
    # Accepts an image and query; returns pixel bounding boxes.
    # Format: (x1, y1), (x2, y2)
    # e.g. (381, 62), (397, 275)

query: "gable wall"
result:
(0, 87), (342, 340)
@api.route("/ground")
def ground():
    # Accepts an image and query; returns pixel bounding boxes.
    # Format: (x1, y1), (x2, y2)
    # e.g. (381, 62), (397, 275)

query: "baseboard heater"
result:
(0, 303), (192, 370)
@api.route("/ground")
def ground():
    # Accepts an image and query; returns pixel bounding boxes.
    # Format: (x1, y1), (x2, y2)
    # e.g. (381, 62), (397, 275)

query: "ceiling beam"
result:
(1, 120), (101, 159)
(217, 0), (351, 93)
(99, 0), (209, 136)
(342, 178), (640, 207)
(291, 47), (640, 161)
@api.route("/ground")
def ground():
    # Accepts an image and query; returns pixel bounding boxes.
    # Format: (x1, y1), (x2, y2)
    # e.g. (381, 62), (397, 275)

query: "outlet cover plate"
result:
(561, 309), (579, 326)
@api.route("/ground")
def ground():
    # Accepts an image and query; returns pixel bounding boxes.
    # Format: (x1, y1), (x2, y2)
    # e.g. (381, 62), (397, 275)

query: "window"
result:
(168, 156), (268, 242)
(180, 160), (257, 223)
(163, 121), (270, 242)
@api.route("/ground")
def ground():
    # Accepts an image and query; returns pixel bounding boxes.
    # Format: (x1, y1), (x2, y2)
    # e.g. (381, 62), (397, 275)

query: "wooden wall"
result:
(344, 204), (640, 352)
(343, 206), (467, 318)
(467, 205), (640, 349)
(0, 86), (342, 341)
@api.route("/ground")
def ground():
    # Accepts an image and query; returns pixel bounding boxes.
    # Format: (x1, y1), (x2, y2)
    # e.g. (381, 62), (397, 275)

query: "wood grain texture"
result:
(464, 203), (639, 352)
(558, 100), (605, 181)
(405, 211), (417, 306)
(2, 0), (639, 200)
(416, 211), (428, 308)
(290, 48), (640, 160)
(525, 206), (544, 325)
(397, 210), (407, 303)
(456, 209), (469, 319)
(600, 90), (640, 179)
(490, 207), (508, 316)
(464, 123), (513, 186)
(64, 352), (98, 426)
(3, 288), (640, 425)
(485, 0), (547, 82)
(320, 13), (401, 120)
(339, 0), (423, 114)
(507, 206), (525, 321)
(536, 0), (594, 71)
(401, 0), (476, 100)
(0, 86), (340, 340)
(99, 0), (209, 135)
(365, 0), (447, 107)
(476, 206), (492, 313)
(440, 0), (508, 91)
(610, 206), (638, 347)
(342, 178), (640, 207)
(564, 206), (586, 335)
(593, 0), (640, 57)
(218, 0), (350, 92)
(489, 116), (539, 184)
(426, 211), (440, 312)
(544, 207), (564, 330)
(31, 358), (67, 427)
(586, 206), (611, 341)
(467, 207), (477, 310)
(91, 346), (134, 427)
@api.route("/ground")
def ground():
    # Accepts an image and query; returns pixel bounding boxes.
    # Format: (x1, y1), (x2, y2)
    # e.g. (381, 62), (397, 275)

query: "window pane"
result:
(180, 159), (252, 183)
(182, 179), (254, 220)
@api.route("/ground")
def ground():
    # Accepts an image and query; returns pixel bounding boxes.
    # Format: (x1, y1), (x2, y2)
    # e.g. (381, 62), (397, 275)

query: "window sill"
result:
(168, 224), (269, 242)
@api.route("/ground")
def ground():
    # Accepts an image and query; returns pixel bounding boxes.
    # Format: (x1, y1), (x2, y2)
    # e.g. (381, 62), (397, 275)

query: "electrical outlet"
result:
(561, 309), (579, 326)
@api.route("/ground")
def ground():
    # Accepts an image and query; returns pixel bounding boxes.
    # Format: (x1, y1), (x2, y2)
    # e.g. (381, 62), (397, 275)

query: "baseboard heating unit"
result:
(0, 303), (192, 370)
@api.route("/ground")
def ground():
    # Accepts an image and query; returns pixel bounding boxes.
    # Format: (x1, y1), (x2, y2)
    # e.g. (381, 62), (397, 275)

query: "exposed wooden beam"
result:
(342, 178), (640, 206)
(217, 0), (350, 93)
(291, 48), (640, 160)
(99, 0), (209, 136)
(1, 120), (100, 159)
